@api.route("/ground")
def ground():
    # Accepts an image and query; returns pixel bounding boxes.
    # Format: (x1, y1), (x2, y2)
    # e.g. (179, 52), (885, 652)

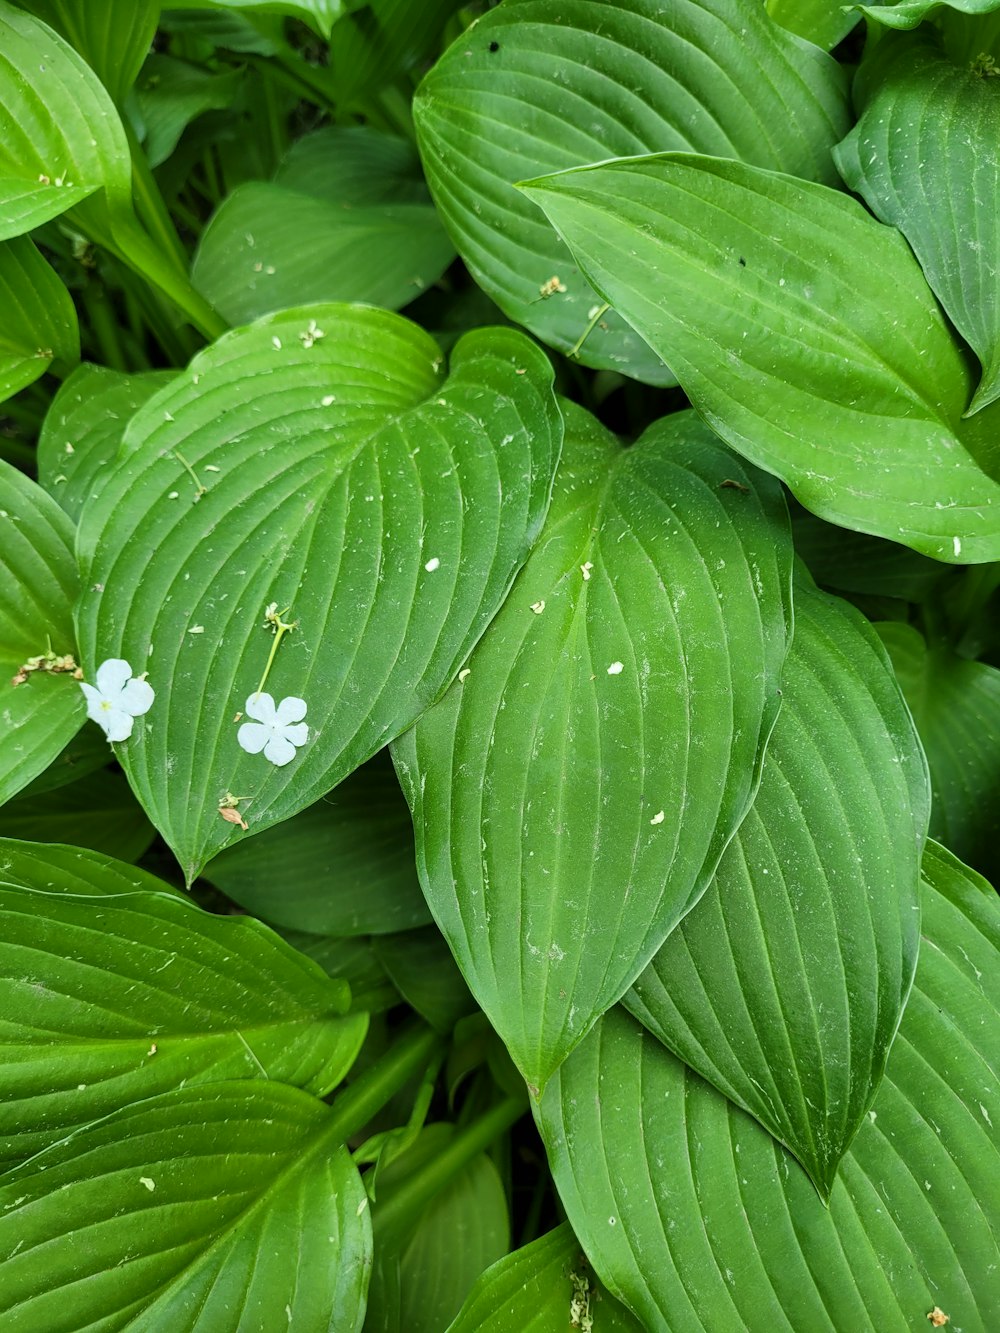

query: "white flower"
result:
(237, 693), (308, 766)
(79, 659), (154, 742)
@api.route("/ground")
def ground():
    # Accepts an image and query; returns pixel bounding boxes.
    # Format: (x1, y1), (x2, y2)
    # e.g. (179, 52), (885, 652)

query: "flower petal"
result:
(80, 682), (113, 735)
(94, 659), (133, 697)
(275, 696), (307, 726)
(244, 692), (277, 724)
(103, 708), (136, 743)
(118, 677), (155, 717)
(237, 721), (270, 755)
(263, 733), (297, 766)
(281, 722), (309, 749)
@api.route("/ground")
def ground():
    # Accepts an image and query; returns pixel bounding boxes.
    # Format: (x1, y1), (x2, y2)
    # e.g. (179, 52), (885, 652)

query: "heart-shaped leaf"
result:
(522, 152), (1000, 563)
(0, 236), (79, 404)
(835, 30), (1000, 414)
(75, 305), (561, 881)
(0, 460), (85, 805)
(878, 620), (1000, 884)
(393, 403), (793, 1090)
(18, 0), (160, 104)
(626, 576), (930, 1196)
(37, 364), (176, 521)
(0, 843), (369, 1165)
(414, 0), (848, 384)
(537, 843), (1000, 1328)
(193, 126), (455, 326)
(0, 1081), (371, 1331)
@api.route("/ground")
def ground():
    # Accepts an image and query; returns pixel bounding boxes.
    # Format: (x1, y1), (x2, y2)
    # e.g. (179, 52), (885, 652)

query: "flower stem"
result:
(255, 604), (298, 696)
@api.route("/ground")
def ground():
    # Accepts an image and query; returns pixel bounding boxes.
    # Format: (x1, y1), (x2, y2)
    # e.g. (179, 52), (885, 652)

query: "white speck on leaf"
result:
(650, 810), (665, 825)
(581, 561), (593, 580)
(321, 394), (336, 406)
(607, 662), (624, 675)
(530, 600), (545, 614)
(79, 660), (154, 742)
(458, 668), (471, 681)
(237, 693), (308, 766)
(188, 626), (205, 635)
(953, 536), (962, 557)
(139, 1178), (155, 1192)
(424, 557), (440, 572)
(271, 335), (282, 350)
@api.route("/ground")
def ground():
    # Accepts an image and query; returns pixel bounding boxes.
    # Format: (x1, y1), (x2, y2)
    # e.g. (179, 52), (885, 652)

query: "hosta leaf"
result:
(0, 769), (155, 862)
(447, 1223), (643, 1333)
(791, 507), (948, 601)
(0, 848), (367, 1163)
(205, 750), (431, 935)
(374, 926), (475, 1034)
(835, 31), (1000, 414)
(327, 0), (464, 109)
(626, 577), (929, 1197)
(193, 127), (454, 326)
(766, 0), (860, 49)
(37, 363), (176, 522)
(175, 0), (346, 39)
(414, 0), (848, 384)
(0, 838), (182, 898)
(130, 54), (244, 168)
(75, 305), (561, 881)
(0, 1081), (371, 1331)
(0, 236), (79, 403)
(393, 403), (793, 1090)
(523, 153), (1000, 562)
(282, 930), (398, 1014)
(860, 0), (1000, 29)
(17, 0), (160, 104)
(0, 0), (132, 238)
(14, 726), (109, 797)
(878, 621), (1000, 884)
(537, 846), (1000, 1329)
(0, 460), (85, 805)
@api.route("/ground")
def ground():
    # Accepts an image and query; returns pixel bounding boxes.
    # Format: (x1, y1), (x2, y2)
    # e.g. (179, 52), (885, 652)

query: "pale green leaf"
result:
(626, 577), (930, 1196)
(0, 846), (367, 1163)
(0, 1081), (371, 1331)
(37, 363), (176, 522)
(522, 152), (1000, 562)
(835, 31), (1000, 414)
(878, 621), (1000, 884)
(0, 459), (85, 805)
(860, 0), (1000, 30)
(766, 0), (860, 49)
(414, 0), (848, 384)
(193, 127), (455, 326)
(16, 0), (160, 104)
(0, 236), (79, 403)
(0, 769), (155, 862)
(537, 846), (1000, 1329)
(75, 305), (561, 881)
(205, 750), (431, 935)
(447, 1223), (643, 1333)
(393, 403), (793, 1089)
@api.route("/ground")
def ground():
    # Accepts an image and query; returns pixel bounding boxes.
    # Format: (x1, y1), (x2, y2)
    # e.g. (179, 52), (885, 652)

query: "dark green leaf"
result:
(0, 459), (85, 805)
(279, 929), (398, 1014)
(374, 926), (476, 1033)
(0, 848), (367, 1163)
(37, 363), (176, 522)
(16, 0), (160, 104)
(537, 847), (1000, 1328)
(75, 306), (562, 881)
(791, 506), (948, 600)
(0, 236), (79, 403)
(394, 403), (793, 1089)
(0, 1081), (371, 1331)
(130, 54), (244, 168)
(205, 750), (431, 935)
(328, 0), (464, 108)
(522, 153), (1000, 562)
(13, 726), (109, 798)
(0, 768), (156, 862)
(626, 577), (929, 1196)
(415, 0), (849, 383)
(193, 127), (454, 325)
(835, 31), (1000, 413)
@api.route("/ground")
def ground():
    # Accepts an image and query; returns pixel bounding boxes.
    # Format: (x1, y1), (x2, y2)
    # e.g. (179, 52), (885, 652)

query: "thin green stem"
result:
(255, 604), (298, 697)
(326, 1022), (443, 1145)
(569, 302), (609, 359)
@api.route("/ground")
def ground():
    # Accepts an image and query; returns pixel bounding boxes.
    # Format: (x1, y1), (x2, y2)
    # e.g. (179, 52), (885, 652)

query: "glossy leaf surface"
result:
(395, 403), (793, 1089)
(0, 236), (78, 403)
(415, 0), (848, 383)
(538, 846), (1000, 1329)
(75, 305), (561, 880)
(523, 152), (1000, 562)
(627, 578), (929, 1195)
(17, 0), (160, 104)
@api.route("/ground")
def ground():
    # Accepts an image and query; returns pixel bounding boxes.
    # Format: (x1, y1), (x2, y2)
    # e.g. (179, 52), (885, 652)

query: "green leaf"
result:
(834, 31), (1000, 414)
(205, 750), (431, 935)
(175, 0), (346, 39)
(374, 926), (476, 1034)
(447, 1223), (643, 1332)
(0, 837), (183, 898)
(193, 127), (455, 326)
(129, 53), (244, 168)
(414, 0), (849, 384)
(280, 929), (398, 1014)
(0, 849), (367, 1164)
(0, 236), (79, 403)
(0, 1081), (371, 1331)
(877, 621), (1000, 884)
(13, 726), (109, 798)
(625, 577), (929, 1197)
(791, 506), (948, 601)
(37, 363), (176, 522)
(766, 0), (860, 49)
(75, 306), (562, 881)
(327, 0), (464, 109)
(0, 0), (132, 237)
(522, 152), (1000, 563)
(860, 0), (1000, 30)
(0, 769), (156, 862)
(536, 846), (1000, 1329)
(0, 459), (85, 806)
(366, 1124), (510, 1333)
(393, 403), (793, 1089)
(16, 0), (160, 104)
